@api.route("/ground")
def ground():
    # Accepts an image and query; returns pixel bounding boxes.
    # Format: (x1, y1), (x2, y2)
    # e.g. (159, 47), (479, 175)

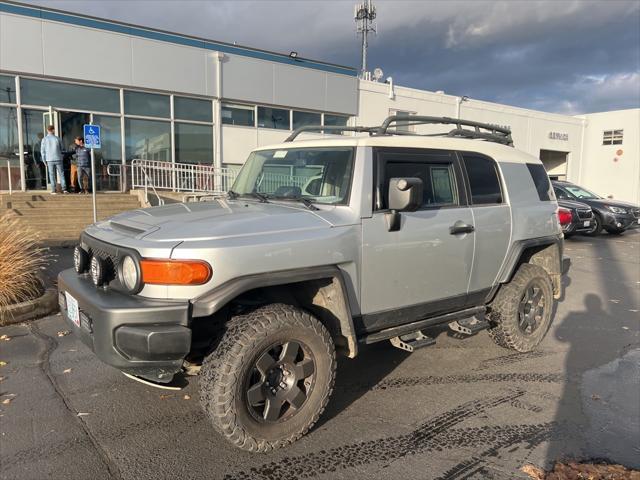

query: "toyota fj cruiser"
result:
(58, 116), (570, 452)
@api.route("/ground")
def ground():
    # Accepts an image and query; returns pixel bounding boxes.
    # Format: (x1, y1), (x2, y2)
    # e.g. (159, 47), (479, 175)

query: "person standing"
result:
(40, 125), (67, 194)
(73, 136), (92, 194)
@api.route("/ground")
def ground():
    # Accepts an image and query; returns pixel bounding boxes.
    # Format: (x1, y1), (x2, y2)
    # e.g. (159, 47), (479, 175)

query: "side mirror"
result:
(388, 177), (423, 212)
(386, 177), (423, 231)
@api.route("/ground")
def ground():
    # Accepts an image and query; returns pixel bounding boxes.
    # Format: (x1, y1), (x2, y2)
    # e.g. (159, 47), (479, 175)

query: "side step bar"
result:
(390, 331), (436, 352)
(362, 306), (486, 345)
(448, 316), (490, 335)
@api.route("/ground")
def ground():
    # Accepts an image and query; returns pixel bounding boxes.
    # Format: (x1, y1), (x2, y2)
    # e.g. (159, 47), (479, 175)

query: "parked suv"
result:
(58, 116), (569, 452)
(552, 180), (640, 235)
(556, 198), (594, 237)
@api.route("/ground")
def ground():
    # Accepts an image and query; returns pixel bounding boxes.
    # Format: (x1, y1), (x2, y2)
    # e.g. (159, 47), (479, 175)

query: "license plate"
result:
(64, 292), (80, 327)
(583, 220), (590, 227)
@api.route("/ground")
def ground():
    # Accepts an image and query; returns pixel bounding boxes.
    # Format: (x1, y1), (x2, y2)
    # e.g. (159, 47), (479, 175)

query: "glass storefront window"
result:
(124, 90), (170, 118)
(175, 123), (213, 164)
(257, 106), (290, 130)
(93, 115), (122, 190)
(174, 97), (212, 122)
(21, 78), (119, 113)
(222, 103), (255, 127)
(21, 108), (47, 190)
(0, 75), (16, 104)
(324, 114), (348, 127)
(293, 111), (321, 130)
(125, 118), (170, 162)
(0, 106), (22, 190)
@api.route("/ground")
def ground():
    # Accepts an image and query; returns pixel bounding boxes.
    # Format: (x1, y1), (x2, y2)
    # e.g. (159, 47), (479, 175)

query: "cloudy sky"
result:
(23, 0), (640, 114)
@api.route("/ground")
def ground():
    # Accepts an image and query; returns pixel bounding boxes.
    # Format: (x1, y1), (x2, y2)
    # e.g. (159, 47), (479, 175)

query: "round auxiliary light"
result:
(73, 246), (89, 274)
(90, 256), (106, 287)
(119, 255), (141, 293)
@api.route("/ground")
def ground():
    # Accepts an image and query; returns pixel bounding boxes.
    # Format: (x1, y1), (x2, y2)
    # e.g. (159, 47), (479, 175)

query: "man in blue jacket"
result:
(40, 125), (68, 194)
(73, 136), (92, 194)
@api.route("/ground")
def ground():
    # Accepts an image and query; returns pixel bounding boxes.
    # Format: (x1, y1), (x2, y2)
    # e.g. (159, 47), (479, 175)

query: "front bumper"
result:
(602, 212), (639, 230)
(57, 269), (191, 383)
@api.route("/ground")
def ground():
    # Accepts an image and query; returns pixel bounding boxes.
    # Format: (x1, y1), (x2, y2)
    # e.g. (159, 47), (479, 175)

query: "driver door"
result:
(360, 148), (475, 332)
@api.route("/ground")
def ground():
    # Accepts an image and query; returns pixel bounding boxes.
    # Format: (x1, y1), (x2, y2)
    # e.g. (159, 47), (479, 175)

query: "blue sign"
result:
(83, 124), (101, 149)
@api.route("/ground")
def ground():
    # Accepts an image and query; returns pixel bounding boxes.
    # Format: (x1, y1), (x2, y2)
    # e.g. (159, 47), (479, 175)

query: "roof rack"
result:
(284, 125), (377, 142)
(285, 115), (514, 146)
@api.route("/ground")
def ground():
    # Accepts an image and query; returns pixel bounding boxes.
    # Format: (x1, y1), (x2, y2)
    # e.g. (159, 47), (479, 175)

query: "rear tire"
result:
(199, 303), (336, 452)
(487, 263), (554, 352)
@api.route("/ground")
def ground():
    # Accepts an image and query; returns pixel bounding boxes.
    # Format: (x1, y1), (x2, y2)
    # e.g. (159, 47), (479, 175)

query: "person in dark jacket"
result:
(73, 136), (92, 194)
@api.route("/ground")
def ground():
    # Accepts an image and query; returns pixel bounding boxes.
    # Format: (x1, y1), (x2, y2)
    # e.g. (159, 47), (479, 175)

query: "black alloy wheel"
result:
(517, 283), (546, 335)
(245, 340), (316, 423)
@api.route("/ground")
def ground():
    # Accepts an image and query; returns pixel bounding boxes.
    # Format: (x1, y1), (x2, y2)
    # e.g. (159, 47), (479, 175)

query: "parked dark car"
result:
(557, 199), (594, 237)
(552, 180), (640, 235)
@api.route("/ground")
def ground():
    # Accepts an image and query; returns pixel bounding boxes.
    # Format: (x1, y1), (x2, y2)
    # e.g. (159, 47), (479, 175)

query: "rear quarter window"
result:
(462, 154), (503, 205)
(526, 163), (555, 201)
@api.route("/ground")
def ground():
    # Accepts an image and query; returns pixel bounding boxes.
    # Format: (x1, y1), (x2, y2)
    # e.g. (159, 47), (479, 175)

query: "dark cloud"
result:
(20, 0), (640, 114)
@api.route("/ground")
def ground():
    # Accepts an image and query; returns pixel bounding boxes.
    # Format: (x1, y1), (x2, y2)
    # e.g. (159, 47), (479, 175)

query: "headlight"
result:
(73, 246), (89, 273)
(90, 256), (106, 287)
(119, 255), (141, 293)
(607, 205), (627, 214)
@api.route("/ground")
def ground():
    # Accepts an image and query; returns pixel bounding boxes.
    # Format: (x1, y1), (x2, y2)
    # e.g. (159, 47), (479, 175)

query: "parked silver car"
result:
(58, 116), (569, 451)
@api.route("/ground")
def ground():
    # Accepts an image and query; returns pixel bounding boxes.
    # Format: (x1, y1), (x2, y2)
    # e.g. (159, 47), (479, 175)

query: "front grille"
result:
(576, 208), (593, 220)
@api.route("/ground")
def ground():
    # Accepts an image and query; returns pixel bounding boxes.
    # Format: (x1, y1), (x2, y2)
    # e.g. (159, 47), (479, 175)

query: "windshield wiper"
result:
(290, 196), (319, 211)
(248, 191), (270, 203)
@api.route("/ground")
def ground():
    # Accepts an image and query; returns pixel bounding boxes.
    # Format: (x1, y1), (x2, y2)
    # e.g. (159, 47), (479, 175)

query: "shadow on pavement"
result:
(548, 233), (640, 468)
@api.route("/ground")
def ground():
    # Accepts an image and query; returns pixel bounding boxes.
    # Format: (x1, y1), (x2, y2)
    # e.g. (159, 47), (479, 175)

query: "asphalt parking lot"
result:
(1, 231), (639, 480)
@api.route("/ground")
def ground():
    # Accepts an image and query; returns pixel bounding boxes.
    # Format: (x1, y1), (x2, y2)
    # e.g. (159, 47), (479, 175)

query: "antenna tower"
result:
(354, 0), (376, 78)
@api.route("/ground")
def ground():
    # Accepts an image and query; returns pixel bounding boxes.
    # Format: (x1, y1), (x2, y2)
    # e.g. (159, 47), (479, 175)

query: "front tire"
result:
(487, 263), (554, 352)
(604, 228), (625, 235)
(199, 303), (336, 452)
(585, 213), (602, 236)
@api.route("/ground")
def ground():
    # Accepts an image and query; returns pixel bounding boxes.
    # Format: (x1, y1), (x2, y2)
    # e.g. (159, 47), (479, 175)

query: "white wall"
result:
(577, 109), (640, 204)
(0, 10), (357, 114)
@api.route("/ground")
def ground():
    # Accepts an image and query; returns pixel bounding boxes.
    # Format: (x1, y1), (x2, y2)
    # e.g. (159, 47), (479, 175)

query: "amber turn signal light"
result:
(140, 259), (212, 285)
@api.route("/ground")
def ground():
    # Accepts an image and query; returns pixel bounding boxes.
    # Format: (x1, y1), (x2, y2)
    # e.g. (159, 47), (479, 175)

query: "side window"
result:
(380, 159), (458, 209)
(463, 154), (503, 205)
(526, 163), (554, 201)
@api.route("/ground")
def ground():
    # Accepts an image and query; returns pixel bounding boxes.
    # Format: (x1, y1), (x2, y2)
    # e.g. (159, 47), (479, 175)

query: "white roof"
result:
(255, 135), (541, 165)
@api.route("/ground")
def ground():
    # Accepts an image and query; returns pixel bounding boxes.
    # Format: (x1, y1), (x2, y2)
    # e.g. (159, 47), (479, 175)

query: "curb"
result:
(0, 287), (59, 326)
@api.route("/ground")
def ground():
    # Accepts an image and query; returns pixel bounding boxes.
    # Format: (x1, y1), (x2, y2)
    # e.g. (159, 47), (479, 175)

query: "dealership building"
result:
(0, 0), (638, 203)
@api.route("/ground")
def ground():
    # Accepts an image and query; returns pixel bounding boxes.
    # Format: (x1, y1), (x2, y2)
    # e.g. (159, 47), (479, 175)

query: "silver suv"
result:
(58, 116), (570, 452)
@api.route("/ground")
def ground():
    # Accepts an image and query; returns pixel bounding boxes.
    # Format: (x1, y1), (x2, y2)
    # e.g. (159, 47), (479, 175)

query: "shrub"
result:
(0, 213), (48, 309)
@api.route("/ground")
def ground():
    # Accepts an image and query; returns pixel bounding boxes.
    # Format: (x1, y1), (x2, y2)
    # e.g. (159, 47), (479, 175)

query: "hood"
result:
(97, 199), (334, 242)
(557, 199), (591, 210)
(585, 198), (639, 210)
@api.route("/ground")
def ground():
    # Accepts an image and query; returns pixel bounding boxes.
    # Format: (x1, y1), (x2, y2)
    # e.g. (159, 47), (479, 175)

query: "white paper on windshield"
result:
(273, 150), (288, 158)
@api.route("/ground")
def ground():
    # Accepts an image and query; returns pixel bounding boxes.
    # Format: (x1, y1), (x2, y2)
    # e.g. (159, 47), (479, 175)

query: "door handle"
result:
(450, 221), (475, 235)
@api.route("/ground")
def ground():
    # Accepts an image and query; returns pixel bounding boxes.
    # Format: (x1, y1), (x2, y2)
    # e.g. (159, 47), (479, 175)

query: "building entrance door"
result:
(41, 110), (90, 192)
(38, 109), (120, 191)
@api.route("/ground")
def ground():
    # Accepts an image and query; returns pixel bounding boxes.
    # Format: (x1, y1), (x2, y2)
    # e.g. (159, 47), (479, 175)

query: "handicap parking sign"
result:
(83, 124), (101, 149)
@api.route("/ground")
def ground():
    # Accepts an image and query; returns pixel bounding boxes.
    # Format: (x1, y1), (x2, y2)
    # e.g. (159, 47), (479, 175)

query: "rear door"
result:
(360, 148), (475, 332)
(460, 152), (511, 301)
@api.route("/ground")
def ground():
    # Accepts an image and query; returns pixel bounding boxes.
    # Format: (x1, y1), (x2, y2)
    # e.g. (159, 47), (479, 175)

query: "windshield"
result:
(564, 185), (601, 200)
(231, 147), (355, 205)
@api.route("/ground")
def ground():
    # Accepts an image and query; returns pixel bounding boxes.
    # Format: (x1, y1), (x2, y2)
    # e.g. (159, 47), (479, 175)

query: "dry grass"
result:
(0, 213), (49, 309)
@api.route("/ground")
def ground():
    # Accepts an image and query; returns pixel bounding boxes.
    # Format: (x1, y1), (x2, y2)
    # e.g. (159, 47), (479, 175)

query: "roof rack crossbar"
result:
(285, 125), (376, 142)
(283, 115), (514, 146)
(377, 115), (513, 145)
